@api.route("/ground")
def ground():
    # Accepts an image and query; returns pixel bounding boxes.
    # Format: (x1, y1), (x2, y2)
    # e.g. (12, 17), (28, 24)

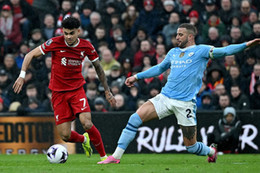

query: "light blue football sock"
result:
(118, 113), (143, 150)
(186, 142), (210, 156)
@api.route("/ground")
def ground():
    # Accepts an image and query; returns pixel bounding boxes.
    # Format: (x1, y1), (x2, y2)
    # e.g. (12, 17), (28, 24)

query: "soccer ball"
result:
(46, 144), (68, 163)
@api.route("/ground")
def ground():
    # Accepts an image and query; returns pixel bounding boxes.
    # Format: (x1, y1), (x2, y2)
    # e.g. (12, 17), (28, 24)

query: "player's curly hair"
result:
(178, 23), (197, 36)
(62, 17), (80, 29)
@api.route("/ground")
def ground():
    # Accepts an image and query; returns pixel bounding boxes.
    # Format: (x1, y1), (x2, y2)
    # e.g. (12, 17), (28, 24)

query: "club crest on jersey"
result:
(179, 52), (185, 58)
(188, 52), (194, 57)
(46, 39), (53, 46)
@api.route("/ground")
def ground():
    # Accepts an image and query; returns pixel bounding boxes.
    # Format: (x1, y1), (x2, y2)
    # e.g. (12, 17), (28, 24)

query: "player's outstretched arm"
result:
(246, 38), (260, 47)
(92, 60), (116, 107)
(125, 75), (138, 87)
(13, 47), (42, 94)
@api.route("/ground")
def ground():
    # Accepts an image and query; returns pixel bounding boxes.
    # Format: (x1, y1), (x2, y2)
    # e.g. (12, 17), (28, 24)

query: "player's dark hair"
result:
(62, 17), (80, 29)
(178, 23), (197, 36)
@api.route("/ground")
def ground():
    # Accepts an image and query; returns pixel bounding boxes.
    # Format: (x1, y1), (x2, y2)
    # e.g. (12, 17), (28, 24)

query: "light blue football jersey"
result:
(159, 45), (212, 101)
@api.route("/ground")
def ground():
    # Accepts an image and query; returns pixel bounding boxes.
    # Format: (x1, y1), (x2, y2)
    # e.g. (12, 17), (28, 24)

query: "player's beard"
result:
(178, 38), (189, 48)
(66, 38), (78, 46)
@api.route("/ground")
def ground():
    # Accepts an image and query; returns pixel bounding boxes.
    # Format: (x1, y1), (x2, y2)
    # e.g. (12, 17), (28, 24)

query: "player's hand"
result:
(13, 77), (25, 94)
(105, 91), (116, 107)
(246, 38), (260, 47)
(125, 76), (137, 87)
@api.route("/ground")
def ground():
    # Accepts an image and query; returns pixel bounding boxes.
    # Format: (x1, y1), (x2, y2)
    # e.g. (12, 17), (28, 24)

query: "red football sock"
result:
(86, 125), (106, 157)
(67, 131), (85, 143)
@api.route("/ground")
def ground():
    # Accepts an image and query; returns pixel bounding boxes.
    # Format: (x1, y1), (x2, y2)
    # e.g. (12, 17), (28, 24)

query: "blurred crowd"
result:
(0, 0), (260, 114)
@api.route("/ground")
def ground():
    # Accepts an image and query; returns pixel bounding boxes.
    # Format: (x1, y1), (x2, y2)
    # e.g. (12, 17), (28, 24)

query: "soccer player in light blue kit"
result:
(98, 23), (260, 164)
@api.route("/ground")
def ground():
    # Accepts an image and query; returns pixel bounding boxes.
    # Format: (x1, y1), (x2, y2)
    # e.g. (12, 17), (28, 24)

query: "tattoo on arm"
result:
(92, 60), (110, 91)
(180, 126), (196, 140)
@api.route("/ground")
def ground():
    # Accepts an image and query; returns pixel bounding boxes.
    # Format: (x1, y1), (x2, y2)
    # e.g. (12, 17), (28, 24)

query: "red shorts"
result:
(51, 87), (91, 125)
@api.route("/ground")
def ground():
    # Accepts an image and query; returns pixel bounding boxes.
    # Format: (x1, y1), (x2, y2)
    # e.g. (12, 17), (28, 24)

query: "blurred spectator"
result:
(127, 83), (141, 111)
(84, 66), (100, 88)
(86, 82), (98, 110)
(198, 91), (215, 110)
(154, 43), (166, 64)
(216, 93), (231, 110)
(224, 65), (247, 93)
(93, 97), (107, 112)
(121, 5), (139, 40)
(200, 0), (217, 24)
(241, 11), (258, 39)
(202, 12), (226, 42)
(9, 0), (37, 39)
(134, 39), (156, 67)
(248, 63), (260, 95)
(141, 54), (154, 69)
(108, 24), (126, 50)
(32, 0), (59, 28)
(100, 49), (121, 76)
(36, 54), (51, 83)
(224, 55), (236, 71)
(24, 97), (45, 112)
(113, 36), (134, 66)
(162, 12), (180, 47)
(137, 66), (162, 97)
(0, 68), (12, 94)
(179, 0), (194, 23)
(130, 27), (153, 54)
(56, 0), (73, 28)
(207, 107), (242, 153)
(1, 53), (19, 80)
(109, 93), (129, 111)
(218, 0), (234, 27)
(79, 1), (96, 29)
(42, 88), (53, 112)
(101, 2), (118, 33)
(241, 52), (257, 78)
(226, 14), (242, 34)
(247, 21), (260, 41)
(27, 28), (45, 50)
(107, 64), (126, 90)
(219, 35), (232, 47)
(239, 0), (254, 24)
(230, 26), (244, 44)
(0, 4), (22, 53)
(42, 14), (56, 40)
(121, 58), (133, 78)
(137, 98), (146, 109)
(188, 10), (204, 44)
(206, 64), (225, 90)
(86, 11), (102, 41)
(131, 0), (160, 39)
(91, 25), (108, 49)
(159, 0), (178, 28)
(22, 83), (42, 107)
(230, 84), (250, 110)
(250, 81), (260, 109)
(205, 27), (221, 47)
(212, 83), (227, 105)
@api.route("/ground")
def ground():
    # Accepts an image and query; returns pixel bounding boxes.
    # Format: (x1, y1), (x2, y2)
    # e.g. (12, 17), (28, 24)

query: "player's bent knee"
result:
(60, 134), (70, 142)
(81, 121), (93, 130)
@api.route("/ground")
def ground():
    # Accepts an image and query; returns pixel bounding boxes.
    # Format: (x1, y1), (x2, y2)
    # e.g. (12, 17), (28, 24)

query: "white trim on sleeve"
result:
(91, 57), (99, 62)
(39, 45), (45, 55)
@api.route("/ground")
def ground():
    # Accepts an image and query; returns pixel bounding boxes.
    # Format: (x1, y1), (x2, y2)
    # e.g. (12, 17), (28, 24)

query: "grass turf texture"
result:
(0, 154), (260, 173)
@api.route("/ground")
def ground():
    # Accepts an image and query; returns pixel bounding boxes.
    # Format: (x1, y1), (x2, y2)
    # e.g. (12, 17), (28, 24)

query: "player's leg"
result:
(79, 112), (107, 160)
(174, 99), (217, 162)
(98, 100), (158, 164)
(56, 121), (85, 143)
(181, 125), (217, 162)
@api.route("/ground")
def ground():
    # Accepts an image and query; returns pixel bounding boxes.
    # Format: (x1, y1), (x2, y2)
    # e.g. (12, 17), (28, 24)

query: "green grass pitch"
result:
(0, 154), (260, 173)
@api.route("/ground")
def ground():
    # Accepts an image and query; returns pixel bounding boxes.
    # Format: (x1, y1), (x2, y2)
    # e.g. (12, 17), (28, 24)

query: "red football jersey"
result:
(39, 36), (99, 91)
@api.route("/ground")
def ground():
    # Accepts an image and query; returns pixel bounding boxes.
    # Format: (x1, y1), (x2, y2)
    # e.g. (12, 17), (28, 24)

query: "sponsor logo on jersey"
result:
(46, 39), (53, 46)
(171, 59), (192, 68)
(61, 57), (82, 66)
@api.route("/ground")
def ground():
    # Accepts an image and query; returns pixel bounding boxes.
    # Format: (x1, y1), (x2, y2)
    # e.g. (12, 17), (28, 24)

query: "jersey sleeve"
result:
(197, 45), (214, 59)
(39, 39), (55, 55)
(86, 44), (99, 62)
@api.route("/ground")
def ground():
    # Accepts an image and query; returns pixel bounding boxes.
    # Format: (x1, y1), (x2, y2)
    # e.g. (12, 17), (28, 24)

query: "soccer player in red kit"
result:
(13, 17), (116, 162)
